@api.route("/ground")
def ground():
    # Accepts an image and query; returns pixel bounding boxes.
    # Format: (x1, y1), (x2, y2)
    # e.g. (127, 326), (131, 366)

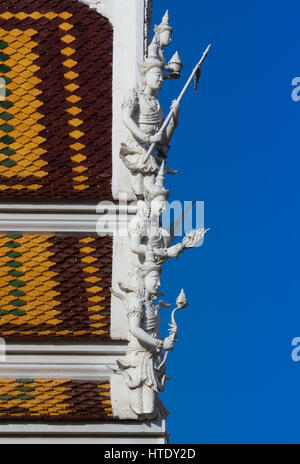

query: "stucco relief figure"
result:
(147, 10), (182, 79)
(128, 162), (209, 266)
(120, 55), (179, 196)
(112, 246), (175, 418)
(114, 2), (211, 420)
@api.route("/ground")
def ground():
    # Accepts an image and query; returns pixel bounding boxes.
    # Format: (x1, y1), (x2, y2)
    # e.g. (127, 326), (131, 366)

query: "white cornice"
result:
(0, 418), (166, 437)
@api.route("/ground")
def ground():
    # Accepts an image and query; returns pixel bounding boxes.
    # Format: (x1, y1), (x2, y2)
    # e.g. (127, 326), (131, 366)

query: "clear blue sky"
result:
(153, 0), (300, 444)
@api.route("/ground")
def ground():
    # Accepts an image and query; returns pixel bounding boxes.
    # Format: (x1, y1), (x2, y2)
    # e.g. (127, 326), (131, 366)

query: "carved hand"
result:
(163, 335), (176, 351)
(156, 248), (168, 257)
(167, 243), (183, 258)
(150, 133), (163, 144)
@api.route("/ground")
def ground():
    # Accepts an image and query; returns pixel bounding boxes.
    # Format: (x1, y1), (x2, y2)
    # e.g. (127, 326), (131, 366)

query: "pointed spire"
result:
(154, 160), (166, 191)
(162, 10), (170, 26)
(156, 9), (173, 33)
(148, 161), (169, 200)
(157, 160), (165, 180)
(142, 238), (161, 274)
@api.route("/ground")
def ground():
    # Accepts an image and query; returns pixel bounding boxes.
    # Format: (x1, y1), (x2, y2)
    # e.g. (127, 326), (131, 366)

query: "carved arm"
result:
(122, 106), (150, 143)
(129, 315), (173, 351)
(129, 235), (147, 256)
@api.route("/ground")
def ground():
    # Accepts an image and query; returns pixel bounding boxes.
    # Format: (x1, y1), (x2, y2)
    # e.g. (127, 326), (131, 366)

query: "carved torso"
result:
(137, 93), (164, 133)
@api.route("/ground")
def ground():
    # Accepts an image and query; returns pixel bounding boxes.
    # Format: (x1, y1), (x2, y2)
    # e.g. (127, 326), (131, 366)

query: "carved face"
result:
(145, 271), (161, 295)
(145, 67), (164, 91)
(160, 30), (172, 47)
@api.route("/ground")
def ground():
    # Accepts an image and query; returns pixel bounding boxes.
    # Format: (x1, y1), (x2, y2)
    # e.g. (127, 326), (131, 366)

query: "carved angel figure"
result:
(120, 31), (179, 196)
(148, 10), (182, 79)
(128, 162), (208, 265)
(112, 247), (174, 418)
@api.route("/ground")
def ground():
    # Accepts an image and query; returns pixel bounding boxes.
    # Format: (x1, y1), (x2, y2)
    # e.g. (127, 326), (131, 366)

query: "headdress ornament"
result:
(155, 10), (173, 34)
(139, 40), (164, 79)
(141, 241), (161, 274)
(148, 161), (170, 200)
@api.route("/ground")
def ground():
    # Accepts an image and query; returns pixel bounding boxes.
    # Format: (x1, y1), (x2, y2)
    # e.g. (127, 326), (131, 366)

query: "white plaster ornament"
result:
(113, 9), (211, 419)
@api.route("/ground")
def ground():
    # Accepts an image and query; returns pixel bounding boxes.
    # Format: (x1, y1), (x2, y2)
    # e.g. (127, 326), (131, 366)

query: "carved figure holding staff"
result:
(120, 50), (179, 196)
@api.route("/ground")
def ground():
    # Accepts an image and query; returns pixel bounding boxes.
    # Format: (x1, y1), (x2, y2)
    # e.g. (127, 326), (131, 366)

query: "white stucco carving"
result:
(111, 8), (211, 419)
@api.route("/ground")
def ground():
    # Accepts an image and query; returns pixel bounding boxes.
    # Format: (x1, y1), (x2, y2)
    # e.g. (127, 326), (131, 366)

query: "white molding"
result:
(6, 342), (127, 355)
(0, 203), (137, 213)
(0, 203), (99, 212)
(111, 0), (146, 200)
(0, 211), (135, 232)
(0, 418), (166, 436)
(2, 354), (124, 365)
(0, 417), (167, 443)
(0, 436), (167, 444)
(0, 363), (112, 380)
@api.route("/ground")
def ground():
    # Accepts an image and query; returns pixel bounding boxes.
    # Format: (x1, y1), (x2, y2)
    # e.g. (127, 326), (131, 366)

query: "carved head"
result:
(144, 270), (161, 295)
(155, 10), (172, 47)
(146, 66), (164, 91)
(139, 60), (164, 89)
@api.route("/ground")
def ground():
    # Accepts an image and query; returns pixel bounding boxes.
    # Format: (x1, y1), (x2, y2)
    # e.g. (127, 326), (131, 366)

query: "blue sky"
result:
(152, 0), (300, 444)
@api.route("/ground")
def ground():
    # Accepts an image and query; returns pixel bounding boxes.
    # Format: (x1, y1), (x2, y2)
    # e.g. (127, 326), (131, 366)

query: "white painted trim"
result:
(0, 203), (137, 213)
(6, 342), (127, 355)
(110, 235), (132, 340)
(110, 0), (146, 200)
(0, 418), (166, 436)
(0, 436), (168, 444)
(0, 211), (135, 232)
(0, 203), (98, 212)
(0, 363), (112, 380)
(2, 354), (123, 365)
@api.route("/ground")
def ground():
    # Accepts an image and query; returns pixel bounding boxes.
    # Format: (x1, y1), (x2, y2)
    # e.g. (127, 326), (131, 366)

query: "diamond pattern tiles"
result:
(0, 233), (112, 340)
(0, 0), (112, 201)
(0, 379), (112, 421)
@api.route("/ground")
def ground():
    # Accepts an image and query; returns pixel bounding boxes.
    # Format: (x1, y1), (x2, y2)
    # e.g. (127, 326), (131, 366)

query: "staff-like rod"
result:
(142, 43), (211, 164)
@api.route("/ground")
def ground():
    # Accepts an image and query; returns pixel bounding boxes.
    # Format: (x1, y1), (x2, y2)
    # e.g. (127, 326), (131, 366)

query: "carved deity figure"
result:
(112, 246), (174, 419)
(113, 6), (210, 420)
(128, 162), (208, 266)
(120, 62), (179, 196)
(120, 11), (180, 197)
(148, 10), (182, 79)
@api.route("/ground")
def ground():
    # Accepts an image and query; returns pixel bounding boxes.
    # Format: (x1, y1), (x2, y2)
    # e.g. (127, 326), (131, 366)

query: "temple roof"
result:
(0, 0), (112, 201)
